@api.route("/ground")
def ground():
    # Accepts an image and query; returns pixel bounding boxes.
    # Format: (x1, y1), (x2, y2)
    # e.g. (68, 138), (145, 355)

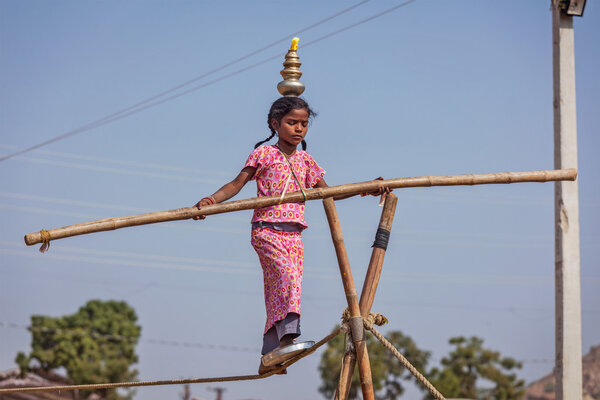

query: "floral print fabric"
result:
(244, 145), (325, 229)
(244, 145), (324, 333)
(251, 227), (303, 333)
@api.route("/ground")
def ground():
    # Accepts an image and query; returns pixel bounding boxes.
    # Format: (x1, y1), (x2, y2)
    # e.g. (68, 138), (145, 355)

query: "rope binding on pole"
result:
(38, 229), (51, 253)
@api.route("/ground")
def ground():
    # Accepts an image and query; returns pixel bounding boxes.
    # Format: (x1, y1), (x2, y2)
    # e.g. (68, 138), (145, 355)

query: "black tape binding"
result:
(371, 228), (390, 250)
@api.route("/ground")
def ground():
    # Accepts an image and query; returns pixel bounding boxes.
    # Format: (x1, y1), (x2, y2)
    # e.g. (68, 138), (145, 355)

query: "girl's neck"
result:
(275, 140), (298, 156)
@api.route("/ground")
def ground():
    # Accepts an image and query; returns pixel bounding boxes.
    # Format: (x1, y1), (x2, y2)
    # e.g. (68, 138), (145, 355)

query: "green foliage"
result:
(426, 336), (525, 400)
(15, 352), (30, 377)
(16, 300), (141, 400)
(318, 326), (430, 400)
(319, 330), (525, 400)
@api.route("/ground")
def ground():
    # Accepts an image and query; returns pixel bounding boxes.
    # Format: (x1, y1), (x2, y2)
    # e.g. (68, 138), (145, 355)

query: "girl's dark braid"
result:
(254, 128), (277, 149)
(254, 97), (317, 150)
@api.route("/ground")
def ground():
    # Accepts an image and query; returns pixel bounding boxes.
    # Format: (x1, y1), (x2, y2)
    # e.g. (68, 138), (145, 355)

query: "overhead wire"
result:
(7, 252), (595, 316)
(0, 144), (232, 177)
(0, 0), (371, 163)
(0, 321), (555, 364)
(0, 0), (420, 162)
(302, 0), (417, 47)
(0, 188), (572, 241)
(0, 239), (255, 269)
(0, 326), (344, 394)
(0, 247), (260, 276)
(0, 321), (260, 353)
(0, 208), (566, 248)
(8, 155), (224, 184)
(0, 208), (558, 247)
(8, 199), (598, 249)
(2, 253), (581, 314)
(4, 240), (599, 292)
(2, 145), (576, 209)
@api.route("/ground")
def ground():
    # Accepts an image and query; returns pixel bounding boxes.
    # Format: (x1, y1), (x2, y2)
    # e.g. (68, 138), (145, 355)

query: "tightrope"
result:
(0, 326), (345, 394)
(0, 313), (446, 399)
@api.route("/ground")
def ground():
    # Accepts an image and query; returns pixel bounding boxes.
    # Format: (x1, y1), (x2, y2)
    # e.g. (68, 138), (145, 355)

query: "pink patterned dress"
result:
(244, 145), (325, 333)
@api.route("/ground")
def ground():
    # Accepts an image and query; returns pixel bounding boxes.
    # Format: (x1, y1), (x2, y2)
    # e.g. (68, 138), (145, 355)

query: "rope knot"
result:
(340, 308), (388, 331)
(341, 308), (351, 323)
(365, 312), (388, 329)
(39, 229), (51, 253)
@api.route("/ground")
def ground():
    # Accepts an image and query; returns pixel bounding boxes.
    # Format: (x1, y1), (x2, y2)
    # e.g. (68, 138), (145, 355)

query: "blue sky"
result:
(1, 1), (599, 399)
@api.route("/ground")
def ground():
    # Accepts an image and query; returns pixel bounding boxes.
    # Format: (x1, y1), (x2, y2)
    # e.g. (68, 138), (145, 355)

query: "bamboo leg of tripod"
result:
(323, 197), (375, 400)
(336, 194), (398, 400)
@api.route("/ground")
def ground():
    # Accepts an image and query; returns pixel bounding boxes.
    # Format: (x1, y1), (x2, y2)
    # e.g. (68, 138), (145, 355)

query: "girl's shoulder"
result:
(296, 149), (319, 164)
(248, 144), (277, 158)
(245, 145), (282, 169)
(251, 144), (279, 156)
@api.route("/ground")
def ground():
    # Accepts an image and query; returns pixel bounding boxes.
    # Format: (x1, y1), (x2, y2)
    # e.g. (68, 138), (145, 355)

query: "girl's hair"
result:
(254, 97), (317, 150)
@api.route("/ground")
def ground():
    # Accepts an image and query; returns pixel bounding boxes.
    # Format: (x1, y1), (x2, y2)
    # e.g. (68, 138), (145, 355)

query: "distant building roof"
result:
(0, 368), (104, 400)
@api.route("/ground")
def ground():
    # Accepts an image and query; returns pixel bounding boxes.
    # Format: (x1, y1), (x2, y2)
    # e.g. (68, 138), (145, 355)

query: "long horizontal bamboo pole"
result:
(24, 168), (577, 246)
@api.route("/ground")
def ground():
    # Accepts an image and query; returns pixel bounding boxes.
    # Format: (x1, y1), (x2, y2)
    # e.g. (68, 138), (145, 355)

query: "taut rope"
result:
(0, 312), (445, 399)
(0, 326), (345, 394)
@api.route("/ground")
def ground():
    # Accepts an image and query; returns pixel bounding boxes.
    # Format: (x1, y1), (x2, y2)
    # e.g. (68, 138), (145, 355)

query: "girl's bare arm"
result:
(193, 166), (256, 219)
(209, 166), (256, 203)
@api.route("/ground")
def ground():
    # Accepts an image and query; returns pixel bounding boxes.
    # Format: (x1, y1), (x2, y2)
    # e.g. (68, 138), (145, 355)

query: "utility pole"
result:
(208, 386), (226, 400)
(552, 1), (583, 399)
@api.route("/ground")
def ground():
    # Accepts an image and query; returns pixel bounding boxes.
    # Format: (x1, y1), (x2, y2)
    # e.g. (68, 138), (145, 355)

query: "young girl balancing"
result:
(194, 96), (387, 374)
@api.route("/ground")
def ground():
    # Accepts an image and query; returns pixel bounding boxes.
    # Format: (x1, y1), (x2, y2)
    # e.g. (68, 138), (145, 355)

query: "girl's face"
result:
(272, 108), (309, 148)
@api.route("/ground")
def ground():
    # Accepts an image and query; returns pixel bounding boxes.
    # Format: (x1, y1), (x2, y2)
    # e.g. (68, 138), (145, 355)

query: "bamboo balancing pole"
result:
(323, 197), (375, 400)
(24, 168), (577, 247)
(337, 193), (398, 400)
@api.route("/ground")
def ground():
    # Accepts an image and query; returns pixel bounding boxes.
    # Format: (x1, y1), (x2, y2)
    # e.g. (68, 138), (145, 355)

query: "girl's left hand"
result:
(192, 197), (215, 220)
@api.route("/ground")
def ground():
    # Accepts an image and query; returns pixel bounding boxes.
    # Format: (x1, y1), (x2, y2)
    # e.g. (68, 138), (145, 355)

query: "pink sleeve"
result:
(304, 154), (326, 188)
(243, 146), (268, 181)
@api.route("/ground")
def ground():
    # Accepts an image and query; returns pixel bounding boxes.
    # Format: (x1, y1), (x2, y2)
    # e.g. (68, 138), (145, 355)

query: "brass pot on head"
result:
(277, 38), (305, 97)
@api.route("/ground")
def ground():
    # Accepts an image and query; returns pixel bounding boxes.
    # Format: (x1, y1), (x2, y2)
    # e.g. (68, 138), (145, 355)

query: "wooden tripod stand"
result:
(323, 194), (399, 400)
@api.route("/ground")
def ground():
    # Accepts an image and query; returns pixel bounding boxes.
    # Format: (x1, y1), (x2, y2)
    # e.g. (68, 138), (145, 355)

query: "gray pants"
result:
(261, 312), (301, 355)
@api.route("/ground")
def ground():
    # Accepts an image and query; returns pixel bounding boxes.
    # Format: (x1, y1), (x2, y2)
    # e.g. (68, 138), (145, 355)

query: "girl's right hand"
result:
(362, 177), (393, 197)
(193, 197), (214, 220)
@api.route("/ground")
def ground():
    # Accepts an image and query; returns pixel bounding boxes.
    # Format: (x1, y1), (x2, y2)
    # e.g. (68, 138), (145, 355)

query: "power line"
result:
(4, 240), (600, 291)
(0, 0), (419, 162)
(0, 189), (560, 234)
(10, 147), (599, 211)
(0, 144), (232, 177)
(0, 207), (562, 248)
(0, 0), (371, 163)
(0, 191), (153, 213)
(2, 148), (559, 207)
(2, 187), (576, 243)
(0, 248), (260, 276)
(302, 0), (417, 48)
(0, 321), (557, 363)
(8, 145), (597, 211)
(6, 202), (595, 249)
(1, 257), (563, 316)
(0, 321), (260, 353)
(0, 239), (254, 269)
(10, 156), (224, 184)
